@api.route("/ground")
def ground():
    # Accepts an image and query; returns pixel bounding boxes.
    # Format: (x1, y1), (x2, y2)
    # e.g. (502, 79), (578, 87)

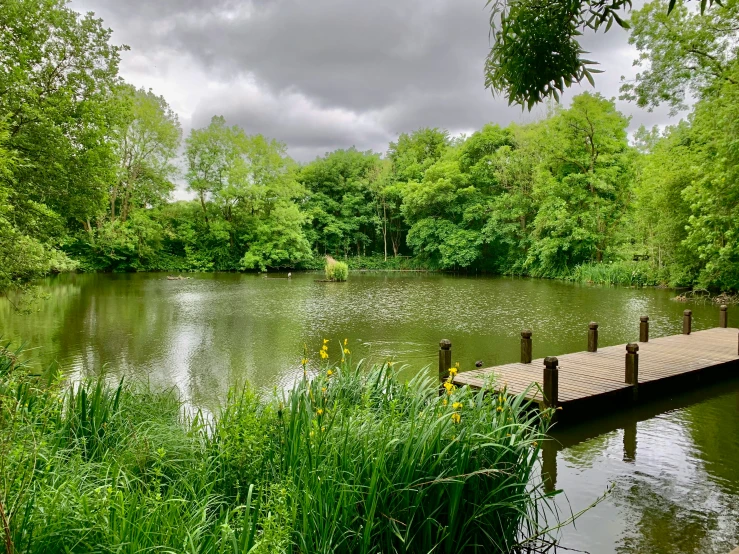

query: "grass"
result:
(0, 341), (565, 553)
(567, 260), (663, 287)
(324, 256), (349, 281)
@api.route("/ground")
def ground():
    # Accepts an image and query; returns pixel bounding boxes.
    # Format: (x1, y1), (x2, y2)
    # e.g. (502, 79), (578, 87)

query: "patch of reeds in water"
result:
(0, 340), (566, 553)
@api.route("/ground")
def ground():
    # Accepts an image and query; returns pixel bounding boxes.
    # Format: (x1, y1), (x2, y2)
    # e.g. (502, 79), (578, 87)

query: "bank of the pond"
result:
(0, 343), (564, 554)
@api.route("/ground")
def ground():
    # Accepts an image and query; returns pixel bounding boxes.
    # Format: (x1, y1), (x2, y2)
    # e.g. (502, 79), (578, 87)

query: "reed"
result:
(324, 255), (349, 282)
(0, 341), (564, 553)
(568, 260), (661, 287)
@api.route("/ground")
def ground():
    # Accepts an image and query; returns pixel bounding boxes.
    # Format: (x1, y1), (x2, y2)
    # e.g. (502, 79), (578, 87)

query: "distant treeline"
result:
(2, 0), (738, 291)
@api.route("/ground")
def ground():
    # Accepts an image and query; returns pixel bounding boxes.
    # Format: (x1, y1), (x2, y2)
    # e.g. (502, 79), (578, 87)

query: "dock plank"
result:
(452, 327), (739, 405)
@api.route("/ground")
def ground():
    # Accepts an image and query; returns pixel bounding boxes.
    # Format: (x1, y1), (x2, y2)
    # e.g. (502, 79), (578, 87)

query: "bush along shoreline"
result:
(0, 340), (568, 553)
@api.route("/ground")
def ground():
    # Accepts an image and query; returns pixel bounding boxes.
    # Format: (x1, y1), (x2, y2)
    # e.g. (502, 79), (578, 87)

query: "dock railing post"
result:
(683, 310), (692, 335)
(543, 357), (559, 408)
(521, 330), (532, 364)
(720, 305), (728, 328)
(439, 339), (452, 384)
(626, 343), (639, 401)
(640, 316), (649, 342)
(588, 322), (599, 352)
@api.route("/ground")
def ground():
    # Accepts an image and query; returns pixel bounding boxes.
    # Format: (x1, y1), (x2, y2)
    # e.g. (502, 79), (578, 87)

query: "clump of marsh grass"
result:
(0, 339), (565, 554)
(324, 255), (349, 282)
(569, 260), (661, 287)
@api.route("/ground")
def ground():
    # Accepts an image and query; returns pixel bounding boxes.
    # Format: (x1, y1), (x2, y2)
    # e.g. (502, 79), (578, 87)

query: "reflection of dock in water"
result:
(542, 377), (739, 494)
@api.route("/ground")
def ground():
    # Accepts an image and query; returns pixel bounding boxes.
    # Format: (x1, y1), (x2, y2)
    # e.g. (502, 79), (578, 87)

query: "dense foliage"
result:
(0, 342), (560, 553)
(2, 0), (739, 292)
(484, 0), (719, 107)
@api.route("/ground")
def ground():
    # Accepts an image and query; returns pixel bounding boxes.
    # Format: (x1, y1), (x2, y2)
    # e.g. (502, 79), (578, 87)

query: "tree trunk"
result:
(199, 192), (209, 226)
(382, 202), (388, 261)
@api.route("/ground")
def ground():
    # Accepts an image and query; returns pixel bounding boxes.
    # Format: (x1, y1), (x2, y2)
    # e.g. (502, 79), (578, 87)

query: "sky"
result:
(70, 0), (680, 165)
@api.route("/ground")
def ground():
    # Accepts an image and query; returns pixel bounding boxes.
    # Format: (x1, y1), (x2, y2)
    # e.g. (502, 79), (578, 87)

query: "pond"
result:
(1, 271), (738, 552)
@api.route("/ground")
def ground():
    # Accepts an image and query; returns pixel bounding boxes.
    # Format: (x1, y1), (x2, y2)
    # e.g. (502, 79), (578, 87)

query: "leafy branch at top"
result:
(485, 0), (719, 108)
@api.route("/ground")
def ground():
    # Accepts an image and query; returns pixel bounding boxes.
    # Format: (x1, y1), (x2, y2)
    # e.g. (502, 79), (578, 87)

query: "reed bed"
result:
(0, 341), (563, 553)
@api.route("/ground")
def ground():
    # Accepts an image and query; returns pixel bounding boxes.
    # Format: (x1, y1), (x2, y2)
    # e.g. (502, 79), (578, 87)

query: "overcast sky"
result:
(71, 0), (679, 164)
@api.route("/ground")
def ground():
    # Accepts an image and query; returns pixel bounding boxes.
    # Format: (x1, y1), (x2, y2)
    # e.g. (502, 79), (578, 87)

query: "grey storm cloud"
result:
(72, 0), (679, 162)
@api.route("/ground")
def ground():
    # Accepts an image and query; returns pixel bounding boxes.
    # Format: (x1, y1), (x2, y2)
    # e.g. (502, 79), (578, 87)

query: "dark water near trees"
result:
(1, 272), (738, 552)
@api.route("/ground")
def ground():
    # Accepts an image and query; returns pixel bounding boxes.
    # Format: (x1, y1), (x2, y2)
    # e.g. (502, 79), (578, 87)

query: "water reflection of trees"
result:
(550, 381), (739, 553)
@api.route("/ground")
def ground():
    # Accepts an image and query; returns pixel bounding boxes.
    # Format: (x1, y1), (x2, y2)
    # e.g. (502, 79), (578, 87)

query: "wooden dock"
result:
(444, 307), (739, 419)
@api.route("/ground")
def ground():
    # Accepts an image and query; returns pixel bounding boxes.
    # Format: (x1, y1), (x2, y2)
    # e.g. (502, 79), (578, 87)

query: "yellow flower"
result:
(388, 361), (394, 367)
(327, 369), (334, 377)
(323, 339), (329, 344)
(317, 408), (324, 416)
(443, 382), (453, 392)
(321, 344), (328, 351)
(496, 406), (502, 412)
(344, 348), (350, 354)
(443, 399), (448, 406)
(452, 402), (463, 410)
(321, 387), (327, 393)
(301, 357), (309, 365)
(320, 350), (328, 360)
(455, 362), (460, 368)
(449, 367), (458, 377)
(343, 338), (348, 346)
(451, 412), (461, 424)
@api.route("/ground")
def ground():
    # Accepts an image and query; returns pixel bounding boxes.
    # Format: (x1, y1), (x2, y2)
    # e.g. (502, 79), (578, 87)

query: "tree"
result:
(478, 124), (543, 272)
(0, 0), (124, 234)
(680, 63), (739, 290)
(527, 93), (633, 273)
(630, 123), (698, 284)
(299, 149), (383, 257)
(110, 85), (181, 223)
(185, 116), (240, 226)
(485, 0), (719, 107)
(621, 0), (739, 114)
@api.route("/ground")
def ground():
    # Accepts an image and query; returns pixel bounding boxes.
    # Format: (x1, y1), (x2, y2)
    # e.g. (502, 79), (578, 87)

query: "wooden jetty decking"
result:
(444, 308), (739, 419)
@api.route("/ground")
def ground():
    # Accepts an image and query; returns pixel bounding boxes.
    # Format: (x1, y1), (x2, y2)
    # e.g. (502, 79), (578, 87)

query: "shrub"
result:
(324, 255), (349, 281)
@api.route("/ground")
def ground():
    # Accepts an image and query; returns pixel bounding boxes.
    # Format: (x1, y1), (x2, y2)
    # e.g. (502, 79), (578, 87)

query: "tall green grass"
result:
(0, 341), (563, 553)
(568, 260), (662, 287)
(324, 256), (349, 281)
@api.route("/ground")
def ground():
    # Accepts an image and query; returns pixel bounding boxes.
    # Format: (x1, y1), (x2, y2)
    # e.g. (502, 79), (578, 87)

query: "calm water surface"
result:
(1, 271), (737, 552)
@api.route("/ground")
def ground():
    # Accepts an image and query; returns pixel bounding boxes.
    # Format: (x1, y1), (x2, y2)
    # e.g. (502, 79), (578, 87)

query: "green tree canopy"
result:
(485, 0), (719, 107)
(622, 0), (739, 113)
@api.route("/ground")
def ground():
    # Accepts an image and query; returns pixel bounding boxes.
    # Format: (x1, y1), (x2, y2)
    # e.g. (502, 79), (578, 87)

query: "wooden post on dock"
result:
(439, 339), (452, 383)
(720, 305), (728, 328)
(543, 357), (559, 408)
(683, 310), (692, 335)
(588, 322), (599, 352)
(521, 330), (532, 364)
(626, 343), (639, 401)
(640, 316), (649, 342)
